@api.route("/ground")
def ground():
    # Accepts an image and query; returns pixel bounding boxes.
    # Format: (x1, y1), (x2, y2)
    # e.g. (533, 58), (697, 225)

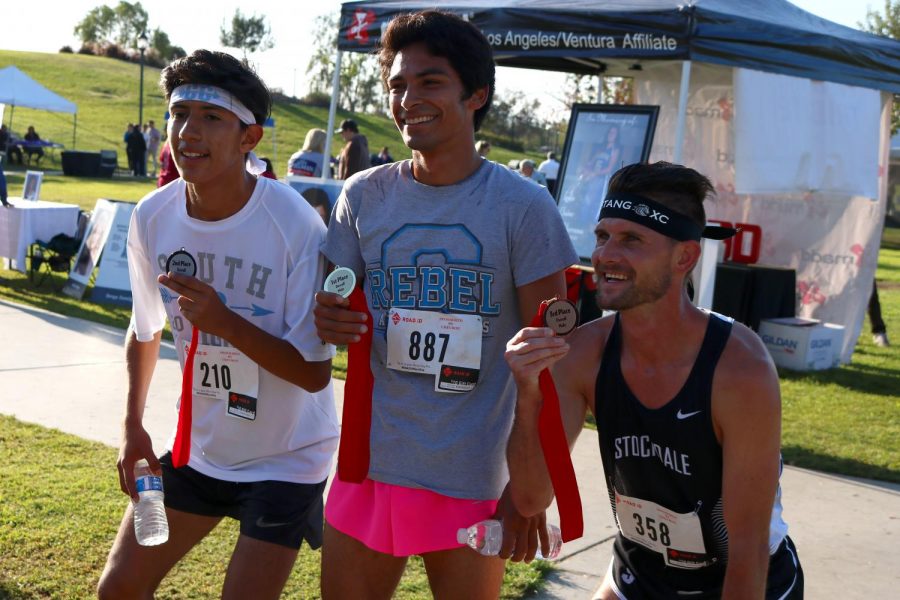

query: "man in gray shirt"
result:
(314, 10), (577, 599)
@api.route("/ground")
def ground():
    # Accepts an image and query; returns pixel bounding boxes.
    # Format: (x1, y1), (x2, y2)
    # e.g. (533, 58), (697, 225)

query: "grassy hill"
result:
(0, 50), (534, 176)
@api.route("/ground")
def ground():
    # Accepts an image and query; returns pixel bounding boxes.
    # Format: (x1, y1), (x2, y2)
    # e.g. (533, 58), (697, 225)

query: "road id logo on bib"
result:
(386, 307), (482, 393)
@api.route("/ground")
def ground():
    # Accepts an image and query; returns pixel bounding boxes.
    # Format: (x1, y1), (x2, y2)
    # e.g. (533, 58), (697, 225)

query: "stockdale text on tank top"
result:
(614, 434), (692, 476)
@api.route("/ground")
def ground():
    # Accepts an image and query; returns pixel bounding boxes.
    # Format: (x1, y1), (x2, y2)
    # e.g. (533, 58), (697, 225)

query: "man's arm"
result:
(505, 325), (588, 517)
(118, 328), (162, 501)
(716, 327), (783, 599)
(493, 271), (570, 562)
(158, 273), (332, 393)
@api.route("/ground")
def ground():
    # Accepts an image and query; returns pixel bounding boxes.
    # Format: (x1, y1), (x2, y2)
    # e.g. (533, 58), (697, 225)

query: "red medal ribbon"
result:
(337, 286), (374, 482)
(531, 301), (584, 542)
(172, 326), (199, 468)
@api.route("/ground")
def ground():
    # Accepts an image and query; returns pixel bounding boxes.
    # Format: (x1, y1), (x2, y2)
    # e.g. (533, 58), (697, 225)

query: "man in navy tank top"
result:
(505, 161), (803, 599)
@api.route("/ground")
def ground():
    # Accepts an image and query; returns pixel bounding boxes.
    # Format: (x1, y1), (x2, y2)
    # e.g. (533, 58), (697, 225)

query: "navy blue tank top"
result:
(595, 312), (733, 590)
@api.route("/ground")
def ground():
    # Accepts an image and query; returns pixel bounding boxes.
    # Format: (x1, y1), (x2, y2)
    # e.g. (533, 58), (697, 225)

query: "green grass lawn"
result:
(0, 416), (546, 600)
(0, 50), (537, 178)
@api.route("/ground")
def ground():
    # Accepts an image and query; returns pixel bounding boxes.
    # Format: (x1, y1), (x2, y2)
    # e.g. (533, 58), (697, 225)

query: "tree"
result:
(220, 10), (275, 59)
(306, 13), (384, 114)
(481, 90), (555, 152)
(860, 0), (900, 133)
(74, 2), (183, 65)
(150, 28), (186, 62)
(74, 1), (148, 49)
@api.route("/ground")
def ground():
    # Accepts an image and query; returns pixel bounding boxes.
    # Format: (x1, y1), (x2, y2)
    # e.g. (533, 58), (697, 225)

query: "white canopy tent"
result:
(0, 66), (78, 149)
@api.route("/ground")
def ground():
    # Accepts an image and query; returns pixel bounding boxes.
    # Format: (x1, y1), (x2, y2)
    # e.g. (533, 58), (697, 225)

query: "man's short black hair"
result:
(337, 119), (359, 134)
(160, 50), (271, 126)
(607, 162), (715, 228)
(378, 10), (495, 132)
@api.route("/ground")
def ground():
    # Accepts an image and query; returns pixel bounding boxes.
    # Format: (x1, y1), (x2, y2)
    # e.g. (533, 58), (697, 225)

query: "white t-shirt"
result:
(128, 177), (338, 484)
(538, 158), (560, 180)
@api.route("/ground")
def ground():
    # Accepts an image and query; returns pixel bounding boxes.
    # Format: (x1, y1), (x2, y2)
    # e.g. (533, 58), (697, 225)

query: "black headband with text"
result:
(598, 192), (737, 241)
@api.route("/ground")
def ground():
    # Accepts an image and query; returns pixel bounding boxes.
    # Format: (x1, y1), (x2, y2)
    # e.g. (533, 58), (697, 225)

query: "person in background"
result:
(23, 125), (44, 165)
(0, 124), (23, 166)
(260, 157), (277, 179)
(538, 151), (560, 195)
(288, 128), (327, 177)
(475, 139), (491, 158)
(125, 124), (146, 176)
(301, 187), (331, 225)
(869, 281), (890, 347)
(370, 146), (394, 166)
(141, 123), (150, 175)
(146, 120), (162, 178)
(506, 161), (803, 599)
(519, 159), (547, 187)
(334, 119), (370, 179)
(0, 166), (8, 207)
(156, 140), (179, 188)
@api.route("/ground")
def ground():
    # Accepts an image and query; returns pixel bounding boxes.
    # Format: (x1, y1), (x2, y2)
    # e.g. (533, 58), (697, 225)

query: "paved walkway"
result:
(0, 298), (898, 598)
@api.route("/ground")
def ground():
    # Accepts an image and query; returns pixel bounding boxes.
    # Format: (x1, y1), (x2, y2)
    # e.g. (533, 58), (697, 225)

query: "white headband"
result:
(169, 84), (257, 125)
(169, 84), (267, 176)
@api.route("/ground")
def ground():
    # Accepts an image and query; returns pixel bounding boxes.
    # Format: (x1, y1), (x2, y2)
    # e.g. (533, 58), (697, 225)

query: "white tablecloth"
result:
(0, 198), (81, 273)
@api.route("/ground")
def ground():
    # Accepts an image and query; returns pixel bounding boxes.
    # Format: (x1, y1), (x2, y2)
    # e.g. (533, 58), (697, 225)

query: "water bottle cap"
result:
(456, 528), (467, 545)
(135, 458), (149, 468)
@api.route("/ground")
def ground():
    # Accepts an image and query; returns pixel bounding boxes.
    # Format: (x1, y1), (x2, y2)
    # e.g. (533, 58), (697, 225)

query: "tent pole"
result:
(673, 60), (692, 164)
(322, 48), (343, 181)
(8, 104), (14, 131)
(73, 113), (77, 150)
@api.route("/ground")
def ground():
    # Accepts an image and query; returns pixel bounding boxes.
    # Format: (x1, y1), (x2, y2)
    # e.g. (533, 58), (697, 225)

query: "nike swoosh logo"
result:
(255, 517), (291, 528)
(676, 409), (702, 420)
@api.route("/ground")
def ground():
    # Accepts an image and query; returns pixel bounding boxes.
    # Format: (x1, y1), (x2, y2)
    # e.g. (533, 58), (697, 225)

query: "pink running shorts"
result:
(325, 477), (500, 557)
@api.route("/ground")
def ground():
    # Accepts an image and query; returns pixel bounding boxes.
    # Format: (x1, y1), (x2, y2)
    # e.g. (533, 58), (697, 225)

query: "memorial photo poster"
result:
(22, 170), (43, 200)
(62, 199), (117, 299)
(556, 104), (659, 262)
(285, 175), (344, 225)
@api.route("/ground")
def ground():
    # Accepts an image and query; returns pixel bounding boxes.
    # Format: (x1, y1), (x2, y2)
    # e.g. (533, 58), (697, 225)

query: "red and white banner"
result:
(635, 63), (890, 362)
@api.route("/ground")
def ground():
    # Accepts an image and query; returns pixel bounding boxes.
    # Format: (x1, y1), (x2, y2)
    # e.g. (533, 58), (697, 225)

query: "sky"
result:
(0, 0), (878, 121)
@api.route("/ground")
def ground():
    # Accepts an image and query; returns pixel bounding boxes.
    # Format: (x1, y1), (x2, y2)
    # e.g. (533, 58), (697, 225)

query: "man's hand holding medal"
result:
(314, 266), (366, 345)
(160, 248), (234, 338)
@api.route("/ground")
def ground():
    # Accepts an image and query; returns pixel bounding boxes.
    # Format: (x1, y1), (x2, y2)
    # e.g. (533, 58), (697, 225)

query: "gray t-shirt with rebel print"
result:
(323, 159), (578, 499)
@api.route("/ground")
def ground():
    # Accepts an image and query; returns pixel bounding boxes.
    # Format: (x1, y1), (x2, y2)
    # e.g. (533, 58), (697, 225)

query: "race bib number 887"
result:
(386, 308), (482, 393)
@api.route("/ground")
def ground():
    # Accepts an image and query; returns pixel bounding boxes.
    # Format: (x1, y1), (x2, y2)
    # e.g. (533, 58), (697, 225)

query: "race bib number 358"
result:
(386, 308), (482, 393)
(615, 492), (713, 569)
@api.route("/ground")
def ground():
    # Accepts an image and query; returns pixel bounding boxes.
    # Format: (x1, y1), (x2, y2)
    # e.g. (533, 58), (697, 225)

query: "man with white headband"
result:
(98, 50), (337, 599)
(505, 162), (803, 599)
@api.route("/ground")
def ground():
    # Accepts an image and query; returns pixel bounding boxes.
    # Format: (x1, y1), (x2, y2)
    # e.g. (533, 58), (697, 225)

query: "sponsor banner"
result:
(636, 63), (889, 362)
(338, 7), (687, 56)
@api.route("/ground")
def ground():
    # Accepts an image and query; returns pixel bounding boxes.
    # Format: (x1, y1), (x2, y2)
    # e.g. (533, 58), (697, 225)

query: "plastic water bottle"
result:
(133, 459), (169, 546)
(457, 519), (563, 560)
